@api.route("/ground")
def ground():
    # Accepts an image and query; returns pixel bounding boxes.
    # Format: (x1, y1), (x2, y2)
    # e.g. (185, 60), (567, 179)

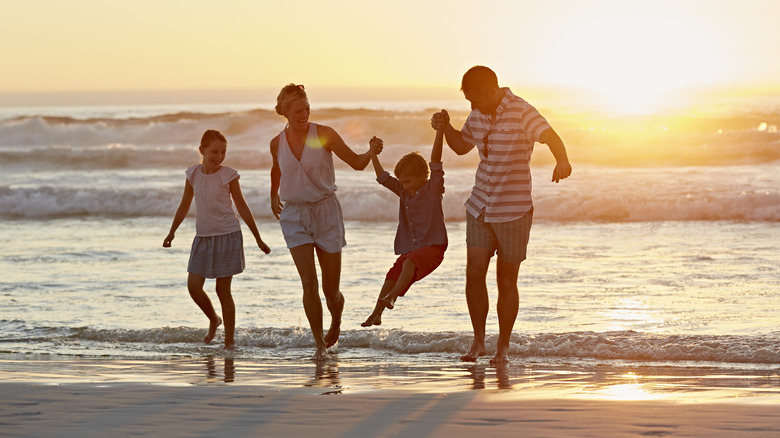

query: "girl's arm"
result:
(319, 125), (371, 170)
(269, 136), (283, 219)
(163, 179), (194, 247)
(230, 178), (271, 254)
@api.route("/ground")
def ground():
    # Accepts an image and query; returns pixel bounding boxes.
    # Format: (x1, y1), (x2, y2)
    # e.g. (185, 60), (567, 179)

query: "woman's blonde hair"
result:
(275, 84), (307, 116)
(394, 151), (429, 179)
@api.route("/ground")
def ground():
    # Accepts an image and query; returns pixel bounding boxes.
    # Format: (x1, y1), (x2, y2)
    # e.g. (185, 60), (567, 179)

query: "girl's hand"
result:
(163, 233), (175, 247)
(271, 194), (283, 220)
(258, 239), (271, 254)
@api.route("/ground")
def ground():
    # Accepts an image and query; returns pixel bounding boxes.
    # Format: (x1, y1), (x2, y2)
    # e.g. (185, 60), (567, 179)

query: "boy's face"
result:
(398, 172), (427, 195)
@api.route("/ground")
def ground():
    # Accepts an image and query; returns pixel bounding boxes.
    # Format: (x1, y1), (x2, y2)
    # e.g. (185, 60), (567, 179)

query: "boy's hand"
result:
(431, 109), (450, 131)
(369, 136), (384, 155)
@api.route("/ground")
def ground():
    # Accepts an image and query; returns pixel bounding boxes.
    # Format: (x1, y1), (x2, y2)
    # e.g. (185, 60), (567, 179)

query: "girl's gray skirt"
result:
(187, 230), (245, 279)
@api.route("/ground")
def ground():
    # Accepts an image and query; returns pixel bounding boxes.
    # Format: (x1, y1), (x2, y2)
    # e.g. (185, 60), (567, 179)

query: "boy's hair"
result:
(394, 151), (430, 179)
(200, 129), (227, 149)
(461, 65), (498, 92)
(275, 83), (307, 116)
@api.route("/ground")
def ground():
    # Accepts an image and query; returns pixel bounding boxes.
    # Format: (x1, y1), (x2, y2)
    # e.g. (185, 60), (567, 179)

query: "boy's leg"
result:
(215, 276), (235, 349)
(361, 279), (395, 327)
(289, 244), (327, 361)
(316, 246), (344, 348)
(187, 272), (222, 344)
(380, 258), (417, 309)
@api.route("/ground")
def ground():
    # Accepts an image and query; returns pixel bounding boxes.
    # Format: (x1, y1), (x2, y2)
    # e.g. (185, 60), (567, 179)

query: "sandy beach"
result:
(1, 356), (778, 437)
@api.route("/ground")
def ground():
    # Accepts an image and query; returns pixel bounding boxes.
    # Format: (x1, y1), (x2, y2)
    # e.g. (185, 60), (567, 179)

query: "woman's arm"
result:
(269, 136), (283, 219)
(319, 125), (371, 170)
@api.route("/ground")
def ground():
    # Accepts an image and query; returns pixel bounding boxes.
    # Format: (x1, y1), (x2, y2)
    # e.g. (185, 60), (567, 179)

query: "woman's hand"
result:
(271, 194), (283, 220)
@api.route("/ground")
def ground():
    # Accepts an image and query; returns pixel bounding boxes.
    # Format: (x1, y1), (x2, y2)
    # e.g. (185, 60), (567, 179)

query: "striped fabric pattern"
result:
(461, 88), (551, 223)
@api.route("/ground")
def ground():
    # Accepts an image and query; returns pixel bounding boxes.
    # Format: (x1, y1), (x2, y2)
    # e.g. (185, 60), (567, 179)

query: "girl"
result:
(164, 129), (271, 350)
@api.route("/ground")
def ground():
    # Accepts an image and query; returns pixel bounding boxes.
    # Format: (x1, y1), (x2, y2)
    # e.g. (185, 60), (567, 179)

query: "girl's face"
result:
(285, 98), (310, 131)
(201, 139), (227, 172)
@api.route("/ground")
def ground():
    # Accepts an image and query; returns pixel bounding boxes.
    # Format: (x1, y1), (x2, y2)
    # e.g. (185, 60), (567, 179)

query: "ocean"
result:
(0, 96), (778, 391)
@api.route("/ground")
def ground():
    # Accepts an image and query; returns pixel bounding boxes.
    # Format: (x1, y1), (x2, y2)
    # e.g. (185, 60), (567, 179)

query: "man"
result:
(431, 66), (572, 365)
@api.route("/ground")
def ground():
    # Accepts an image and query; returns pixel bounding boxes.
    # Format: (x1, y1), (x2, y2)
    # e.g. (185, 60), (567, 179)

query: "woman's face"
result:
(286, 98), (310, 131)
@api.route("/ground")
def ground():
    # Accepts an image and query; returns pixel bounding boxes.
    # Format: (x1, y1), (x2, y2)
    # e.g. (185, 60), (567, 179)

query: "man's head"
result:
(461, 66), (503, 115)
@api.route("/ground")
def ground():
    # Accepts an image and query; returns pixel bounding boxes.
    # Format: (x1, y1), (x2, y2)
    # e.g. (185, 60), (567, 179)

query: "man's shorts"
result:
(279, 193), (346, 253)
(466, 209), (533, 264)
(385, 244), (447, 296)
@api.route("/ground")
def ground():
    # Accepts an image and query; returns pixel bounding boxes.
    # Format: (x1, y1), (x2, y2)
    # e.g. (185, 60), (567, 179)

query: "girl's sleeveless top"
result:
(278, 123), (337, 203)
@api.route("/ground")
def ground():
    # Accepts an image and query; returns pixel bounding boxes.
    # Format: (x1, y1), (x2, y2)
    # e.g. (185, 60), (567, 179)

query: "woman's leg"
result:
(315, 246), (344, 348)
(289, 244), (327, 361)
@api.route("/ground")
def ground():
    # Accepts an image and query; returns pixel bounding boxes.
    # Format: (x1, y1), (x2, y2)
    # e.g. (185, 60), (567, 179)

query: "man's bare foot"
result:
(313, 345), (328, 362)
(360, 312), (382, 327)
(324, 294), (344, 348)
(459, 340), (487, 362)
(489, 351), (509, 367)
(223, 342), (235, 351)
(378, 296), (395, 310)
(204, 317), (222, 344)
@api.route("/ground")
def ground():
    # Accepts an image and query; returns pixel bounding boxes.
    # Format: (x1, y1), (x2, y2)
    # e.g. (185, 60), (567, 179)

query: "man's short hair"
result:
(461, 66), (498, 92)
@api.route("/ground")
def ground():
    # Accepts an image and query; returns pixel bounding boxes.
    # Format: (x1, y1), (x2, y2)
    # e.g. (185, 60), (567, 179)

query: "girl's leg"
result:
(316, 247), (343, 348)
(361, 279), (395, 327)
(289, 244), (327, 361)
(187, 273), (222, 344)
(215, 276), (235, 349)
(380, 258), (417, 309)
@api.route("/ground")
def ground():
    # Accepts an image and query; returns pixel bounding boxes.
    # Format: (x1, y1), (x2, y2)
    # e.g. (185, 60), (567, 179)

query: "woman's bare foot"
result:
(324, 293), (344, 348)
(204, 317), (222, 344)
(459, 340), (487, 362)
(360, 312), (382, 327)
(489, 351), (509, 366)
(313, 344), (328, 362)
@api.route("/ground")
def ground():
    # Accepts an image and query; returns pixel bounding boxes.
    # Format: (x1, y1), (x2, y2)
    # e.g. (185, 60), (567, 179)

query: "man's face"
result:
(463, 86), (500, 115)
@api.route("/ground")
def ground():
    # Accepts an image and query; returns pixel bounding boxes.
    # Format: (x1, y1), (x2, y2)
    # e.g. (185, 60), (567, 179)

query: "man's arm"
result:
(539, 128), (572, 183)
(432, 110), (474, 156)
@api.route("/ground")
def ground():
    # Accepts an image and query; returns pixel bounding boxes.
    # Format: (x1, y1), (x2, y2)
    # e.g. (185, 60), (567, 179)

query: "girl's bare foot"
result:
(204, 317), (222, 344)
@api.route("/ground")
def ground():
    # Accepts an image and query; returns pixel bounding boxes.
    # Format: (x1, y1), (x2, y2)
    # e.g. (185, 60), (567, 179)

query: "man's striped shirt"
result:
(461, 88), (551, 223)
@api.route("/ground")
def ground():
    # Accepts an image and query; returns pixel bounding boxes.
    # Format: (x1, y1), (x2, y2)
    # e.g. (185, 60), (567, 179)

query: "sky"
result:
(2, 0), (780, 107)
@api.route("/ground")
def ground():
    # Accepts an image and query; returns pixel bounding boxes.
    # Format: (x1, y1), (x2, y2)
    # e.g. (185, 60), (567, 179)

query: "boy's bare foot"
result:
(360, 312), (382, 327)
(313, 345), (328, 362)
(378, 296), (395, 310)
(459, 340), (487, 362)
(204, 317), (222, 344)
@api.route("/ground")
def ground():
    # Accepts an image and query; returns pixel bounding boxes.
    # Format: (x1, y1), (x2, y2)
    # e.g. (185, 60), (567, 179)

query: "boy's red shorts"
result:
(385, 244), (447, 296)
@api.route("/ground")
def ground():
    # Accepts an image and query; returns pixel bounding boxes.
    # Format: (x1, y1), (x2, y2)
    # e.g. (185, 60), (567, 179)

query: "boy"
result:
(361, 130), (448, 327)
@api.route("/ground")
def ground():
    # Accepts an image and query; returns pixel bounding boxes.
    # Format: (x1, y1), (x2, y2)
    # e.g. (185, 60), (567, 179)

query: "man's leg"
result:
(491, 259), (520, 366)
(461, 246), (492, 361)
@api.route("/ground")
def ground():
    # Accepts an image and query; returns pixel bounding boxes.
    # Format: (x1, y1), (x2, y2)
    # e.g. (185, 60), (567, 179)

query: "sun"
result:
(541, 5), (720, 111)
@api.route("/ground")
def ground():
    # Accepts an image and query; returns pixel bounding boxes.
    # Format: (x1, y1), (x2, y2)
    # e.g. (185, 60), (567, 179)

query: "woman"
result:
(269, 84), (382, 361)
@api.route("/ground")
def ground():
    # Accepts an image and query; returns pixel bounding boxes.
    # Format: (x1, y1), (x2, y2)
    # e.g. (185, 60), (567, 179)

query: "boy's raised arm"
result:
(431, 130), (443, 164)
